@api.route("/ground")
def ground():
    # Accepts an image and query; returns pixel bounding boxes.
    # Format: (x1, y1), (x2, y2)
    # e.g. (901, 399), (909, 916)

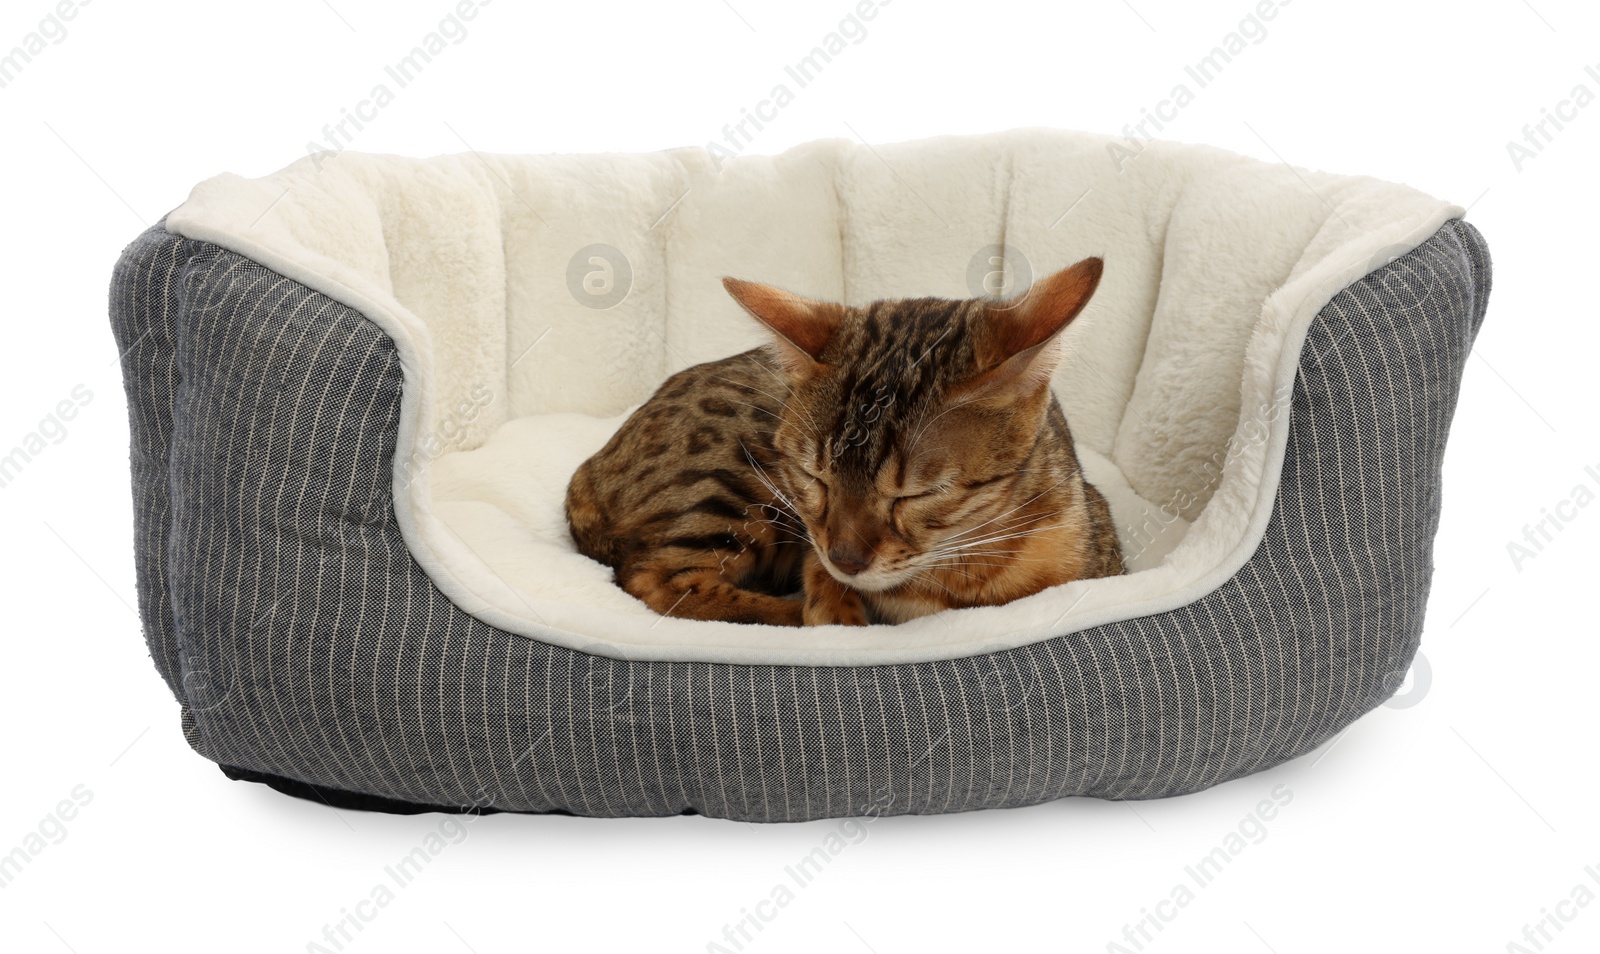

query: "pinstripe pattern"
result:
(109, 220), (1490, 820)
(109, 223), (187, 698)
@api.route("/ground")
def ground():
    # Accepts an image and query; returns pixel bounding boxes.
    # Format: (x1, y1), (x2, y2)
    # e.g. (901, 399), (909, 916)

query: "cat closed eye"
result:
(896, 484), (952, 501)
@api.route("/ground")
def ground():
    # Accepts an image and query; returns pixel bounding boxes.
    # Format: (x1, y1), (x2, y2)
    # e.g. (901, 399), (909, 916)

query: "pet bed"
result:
(110, 128), (1490, 820)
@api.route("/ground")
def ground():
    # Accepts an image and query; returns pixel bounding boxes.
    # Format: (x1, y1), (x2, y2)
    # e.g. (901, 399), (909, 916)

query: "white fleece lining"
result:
(164, 129), (1462, 666)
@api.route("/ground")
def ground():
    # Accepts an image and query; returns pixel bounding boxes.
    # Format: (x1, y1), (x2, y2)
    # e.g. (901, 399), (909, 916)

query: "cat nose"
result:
(827, 548), (872, 576)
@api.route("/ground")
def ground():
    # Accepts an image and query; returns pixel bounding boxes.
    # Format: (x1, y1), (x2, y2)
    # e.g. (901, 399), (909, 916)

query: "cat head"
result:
(722, 257), (1103, 592)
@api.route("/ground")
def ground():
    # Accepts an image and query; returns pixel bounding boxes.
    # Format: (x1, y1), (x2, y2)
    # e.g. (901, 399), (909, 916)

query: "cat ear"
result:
(964, 256), (1104, 398)
(722, 278), (845, 370)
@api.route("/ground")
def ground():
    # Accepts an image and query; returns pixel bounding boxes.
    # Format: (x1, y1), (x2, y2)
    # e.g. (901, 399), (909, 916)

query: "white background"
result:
(1, 0), (1596, 952)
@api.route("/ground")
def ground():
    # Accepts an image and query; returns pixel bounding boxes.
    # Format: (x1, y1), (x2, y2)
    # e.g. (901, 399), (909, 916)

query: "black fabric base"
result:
(219, 763), (505, 815)
(218, 763), (708, 817)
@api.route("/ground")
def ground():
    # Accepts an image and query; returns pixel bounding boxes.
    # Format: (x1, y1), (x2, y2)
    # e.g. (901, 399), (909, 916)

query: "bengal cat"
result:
(564, 256), (1124, 627)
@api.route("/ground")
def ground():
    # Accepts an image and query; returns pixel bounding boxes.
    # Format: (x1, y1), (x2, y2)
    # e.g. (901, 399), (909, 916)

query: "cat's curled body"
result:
(565, 257), (1125, 627)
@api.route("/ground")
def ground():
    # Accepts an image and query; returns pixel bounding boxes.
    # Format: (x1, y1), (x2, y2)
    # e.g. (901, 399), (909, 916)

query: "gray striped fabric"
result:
(109, 220), (1490, 821)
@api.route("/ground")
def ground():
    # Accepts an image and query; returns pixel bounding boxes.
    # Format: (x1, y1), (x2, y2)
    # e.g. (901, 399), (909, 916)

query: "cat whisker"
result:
(924, 519), (1072, 557)
(745, 350), (808, 389)
(922, 547), (1012, 564)
(715, 375), (822, 439)
(749, 513), (805, 537)
(747, 385), (824, 438)
(919, 561), (1015, 575)
(729, 399), (818, 440)
(751, 505), (803, 524)
(750, 481), (804, 528)
(934, 478), (1075, 547)
(929, 515), (1063, 555)
(909, 572), (963, 601)
(928, 527), (1070, 556)
(921, 547), (1030, 563)
(927, 565), (991, 586)
(740, 440), (809, 532)
(915, 545), (1028, 561)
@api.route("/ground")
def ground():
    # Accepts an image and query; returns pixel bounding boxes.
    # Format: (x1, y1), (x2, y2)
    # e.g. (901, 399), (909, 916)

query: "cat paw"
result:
(804, 590), (869, 627)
